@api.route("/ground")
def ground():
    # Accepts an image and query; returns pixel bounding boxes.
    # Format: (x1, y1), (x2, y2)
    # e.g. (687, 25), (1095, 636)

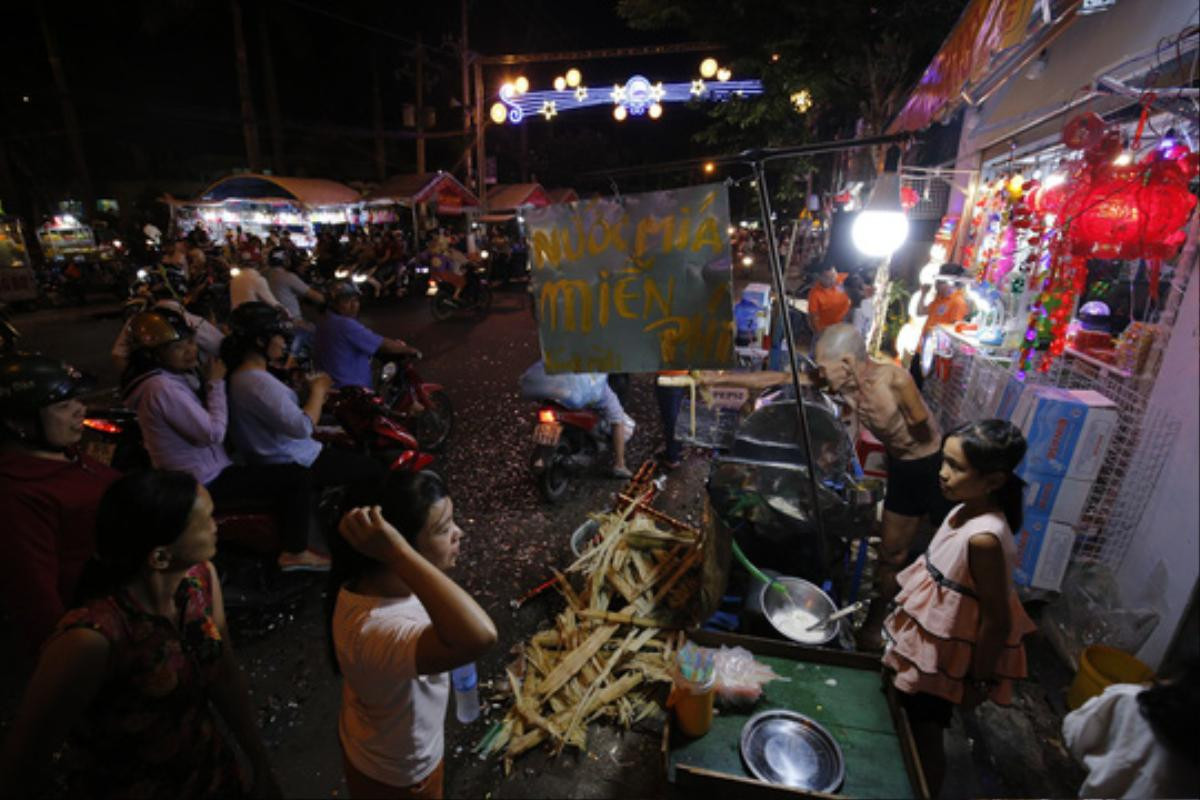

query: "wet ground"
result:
(1, 286), (1083, 798)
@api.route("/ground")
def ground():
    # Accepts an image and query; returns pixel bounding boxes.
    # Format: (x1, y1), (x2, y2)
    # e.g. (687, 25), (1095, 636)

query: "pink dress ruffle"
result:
(882, 507), (1037, 705)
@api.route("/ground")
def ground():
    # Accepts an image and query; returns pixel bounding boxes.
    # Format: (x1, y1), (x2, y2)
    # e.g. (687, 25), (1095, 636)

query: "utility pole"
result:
(416, 36), (426, 174)
(258, 1), (286, 174)
(36, 1), (92, 211)
(230, 0), (261, 172)
(371, 47), (387, 181)
(460, 0), (473, 188)
(473, 58), (485, 204)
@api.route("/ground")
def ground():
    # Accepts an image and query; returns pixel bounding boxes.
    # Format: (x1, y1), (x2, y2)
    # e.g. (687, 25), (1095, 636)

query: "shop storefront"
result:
(169, 174), (362, 248)
(360, 171), (482, 251)
(890, 0), (1198, 667)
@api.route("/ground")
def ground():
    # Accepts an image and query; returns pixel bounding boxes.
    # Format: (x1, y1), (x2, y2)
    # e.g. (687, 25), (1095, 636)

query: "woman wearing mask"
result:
(0, 470), (281, 799)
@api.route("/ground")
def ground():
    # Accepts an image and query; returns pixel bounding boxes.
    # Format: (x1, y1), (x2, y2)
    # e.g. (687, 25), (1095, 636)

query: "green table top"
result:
(668, 655), (915, 799)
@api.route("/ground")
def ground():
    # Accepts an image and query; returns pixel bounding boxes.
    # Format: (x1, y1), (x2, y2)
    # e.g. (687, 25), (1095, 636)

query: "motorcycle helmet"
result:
(0, 353), (94, 446)
(127, 307), (193, 352)
(229, 301), (294, 343)
(267, 247), (289, 268)
(328, 280), (360, 301)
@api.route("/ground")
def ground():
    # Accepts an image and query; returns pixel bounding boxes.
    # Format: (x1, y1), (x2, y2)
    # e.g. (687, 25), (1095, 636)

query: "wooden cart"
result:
(663, 630), (929, 800)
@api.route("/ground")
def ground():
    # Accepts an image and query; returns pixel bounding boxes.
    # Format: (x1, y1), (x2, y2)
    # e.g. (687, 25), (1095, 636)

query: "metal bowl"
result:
(759, 576), (839, 646)
(740, 709), (845, 793)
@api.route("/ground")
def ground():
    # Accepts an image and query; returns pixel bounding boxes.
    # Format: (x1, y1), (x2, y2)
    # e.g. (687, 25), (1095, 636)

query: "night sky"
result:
(1, 0), (731, 217)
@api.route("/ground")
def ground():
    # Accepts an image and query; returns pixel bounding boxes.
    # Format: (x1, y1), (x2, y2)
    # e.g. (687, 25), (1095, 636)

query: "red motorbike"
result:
(320, 386), (436, 473)
(375, 353), (454, 451)
(528, 401), (614, 503)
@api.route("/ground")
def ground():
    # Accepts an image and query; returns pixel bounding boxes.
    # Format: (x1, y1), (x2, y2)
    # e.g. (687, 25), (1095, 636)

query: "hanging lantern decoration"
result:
(900, 186), (920, 211)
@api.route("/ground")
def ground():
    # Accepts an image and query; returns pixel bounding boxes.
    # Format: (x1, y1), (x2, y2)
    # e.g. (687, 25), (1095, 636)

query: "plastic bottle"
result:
(451, 663), (480, 723)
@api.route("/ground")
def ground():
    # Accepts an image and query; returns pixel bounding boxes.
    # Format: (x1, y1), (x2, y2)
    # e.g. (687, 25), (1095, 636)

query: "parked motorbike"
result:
(528, 401), (616, 503)
(375, 353), (453, 451)
(319, 385), (436, 471)
(428, 262), (492, 321)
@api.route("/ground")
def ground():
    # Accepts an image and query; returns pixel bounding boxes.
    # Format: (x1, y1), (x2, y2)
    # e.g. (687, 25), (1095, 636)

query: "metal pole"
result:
(460, 0), (473, 187)
(473, 58), (486, 204)
(750, 161), (829, 570)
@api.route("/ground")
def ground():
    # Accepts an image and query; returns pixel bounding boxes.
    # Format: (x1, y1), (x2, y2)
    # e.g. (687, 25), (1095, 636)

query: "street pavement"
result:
(1, 286), (1083, 799)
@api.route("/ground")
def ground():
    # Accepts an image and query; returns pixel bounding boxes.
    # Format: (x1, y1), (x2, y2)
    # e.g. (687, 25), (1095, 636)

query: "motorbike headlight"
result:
(380, 362), (397, 382)
(229, 267), (241, 277)
(351, 273), (367, 283)
(136, 269), (148, 280)
(426, 281), (438, 296)
(112, 239), (123, 249)
(480, 249), (490, 259)
(335, 269), (349, 279)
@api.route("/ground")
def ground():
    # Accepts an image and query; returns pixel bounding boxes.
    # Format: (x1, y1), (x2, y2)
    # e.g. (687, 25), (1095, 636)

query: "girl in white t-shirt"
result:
(328, 471), (497, 799)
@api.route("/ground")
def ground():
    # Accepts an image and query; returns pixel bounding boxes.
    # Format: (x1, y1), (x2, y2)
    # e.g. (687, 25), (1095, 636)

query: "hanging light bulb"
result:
(648, 102), (663, 119)
(852, 146), (910, 258)
(613, 105), (628, 121)
(553, 76), (567, 91)
(514, 76), (529, 94)
(489, 103), (507, 125)
(565, 68), (582, 88)
(699, 58), (718, 79)
(716, 67), (732, 82)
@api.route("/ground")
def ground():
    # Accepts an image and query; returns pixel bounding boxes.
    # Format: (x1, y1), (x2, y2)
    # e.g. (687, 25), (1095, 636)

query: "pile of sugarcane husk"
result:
(478, 493), (707, 770)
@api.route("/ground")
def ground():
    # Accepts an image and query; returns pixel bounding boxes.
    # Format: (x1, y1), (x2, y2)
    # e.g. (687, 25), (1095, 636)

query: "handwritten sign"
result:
(528, 183), (735, 374)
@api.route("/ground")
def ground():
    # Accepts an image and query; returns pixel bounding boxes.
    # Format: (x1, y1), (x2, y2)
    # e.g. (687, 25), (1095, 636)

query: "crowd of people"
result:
(2, 224), (1196, 799)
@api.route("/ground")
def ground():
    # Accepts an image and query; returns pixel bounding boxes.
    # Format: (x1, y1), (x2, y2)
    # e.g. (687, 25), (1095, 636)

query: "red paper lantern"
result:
(900, 186), (919, 211)
(1062, 146), (1196, 261)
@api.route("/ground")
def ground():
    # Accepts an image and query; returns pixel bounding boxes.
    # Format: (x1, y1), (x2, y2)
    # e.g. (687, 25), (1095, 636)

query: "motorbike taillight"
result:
(538, 409), (557, 424)
(83, 418), (122, 435)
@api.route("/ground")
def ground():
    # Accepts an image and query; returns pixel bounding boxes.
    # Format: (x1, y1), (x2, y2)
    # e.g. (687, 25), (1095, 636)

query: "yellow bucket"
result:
(1066, 645), (1155, 710)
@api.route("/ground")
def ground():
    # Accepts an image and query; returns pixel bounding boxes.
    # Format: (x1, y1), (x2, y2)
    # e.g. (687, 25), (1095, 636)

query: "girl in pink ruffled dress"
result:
(882, 419), (1037, 796)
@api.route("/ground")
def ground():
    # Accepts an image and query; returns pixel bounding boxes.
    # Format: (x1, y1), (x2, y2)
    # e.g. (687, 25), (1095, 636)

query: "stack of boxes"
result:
(987, 379), (1117, 591)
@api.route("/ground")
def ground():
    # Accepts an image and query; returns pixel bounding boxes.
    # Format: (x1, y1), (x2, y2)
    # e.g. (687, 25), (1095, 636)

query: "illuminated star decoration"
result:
(540, 100), (558, 120)
(610, 84), (626, 103)
(690, 79), (707, 97)
(649, 82), (666, 102)
(574, 85), (588, 102)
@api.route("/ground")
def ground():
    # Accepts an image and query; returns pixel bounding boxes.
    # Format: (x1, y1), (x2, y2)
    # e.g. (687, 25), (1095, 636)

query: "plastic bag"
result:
(1041, 560), (1160, 671)
(712, 645), (788, 706)
(517, 361), (608, 409)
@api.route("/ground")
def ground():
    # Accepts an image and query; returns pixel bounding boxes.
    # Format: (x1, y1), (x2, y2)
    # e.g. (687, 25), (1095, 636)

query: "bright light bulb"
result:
(852, 210), (909, 257)
(648, 102), (663, 119)
(500, 82), (514, 97)
(700, 58), (718, 79)
(741, 255), (754, 267)
(613, 105), (627, 121)
(703, 161), (716, 174)
(1043, 172), (1066, 189)
(514, 76), (529, 94)
(565, 68), (582, 88)
(553, 76), (566, 91)
(1113, 152), (1133, 166)
(716, 68), (732, 82)
(490, 102), (507, 124)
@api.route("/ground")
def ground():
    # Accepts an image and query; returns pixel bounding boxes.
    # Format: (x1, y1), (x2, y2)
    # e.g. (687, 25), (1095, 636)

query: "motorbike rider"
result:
(230, 248), (281, 310)
(313, 281), (421, 390)
(121, 307), (330, 572)
(265, 247), (324, 354)
(223, 302), (385, 497)
(426, 235), (468, 303)
(0, 353), (120, 654)
(111, 276), (224, 375)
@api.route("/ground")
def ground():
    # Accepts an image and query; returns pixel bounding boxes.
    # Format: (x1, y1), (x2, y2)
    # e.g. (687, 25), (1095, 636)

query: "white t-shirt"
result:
(333, 587), (449, 787)
(1062, 682), (1195, 799)
(230, 267), (280, 309)
(266, 267), (310, 320)
(851, 304), (873, 342)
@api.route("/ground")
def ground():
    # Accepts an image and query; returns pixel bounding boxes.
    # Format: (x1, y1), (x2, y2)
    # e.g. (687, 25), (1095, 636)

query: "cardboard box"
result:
(1011, 387), (1117, 480)
(1013, 513), (1076, 591)
(993, 374), (1029, 420)
(1018, 466), (1093, 526)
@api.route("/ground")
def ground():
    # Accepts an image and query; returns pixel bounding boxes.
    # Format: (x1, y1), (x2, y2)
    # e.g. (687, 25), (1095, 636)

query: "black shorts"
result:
(898, 689), (954, 729)
(884, 451), (951, 525)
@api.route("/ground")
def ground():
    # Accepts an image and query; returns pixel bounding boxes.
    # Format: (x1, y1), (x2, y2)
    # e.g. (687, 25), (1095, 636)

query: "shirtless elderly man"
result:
(702, 323), (948, 649)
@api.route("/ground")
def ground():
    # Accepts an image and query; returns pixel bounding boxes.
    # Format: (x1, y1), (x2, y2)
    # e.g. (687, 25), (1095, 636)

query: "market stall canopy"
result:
(959, 0), (1199, 159)
(486, 183), (551, 213)
(546, 188), (579, 205)
(196, 174), (361, 207)
(361, 172), (481, 212)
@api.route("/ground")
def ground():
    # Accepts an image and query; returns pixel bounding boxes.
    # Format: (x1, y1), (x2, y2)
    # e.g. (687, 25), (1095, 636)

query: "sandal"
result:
(654, 450), (682, 471)
(611, 466), (633, 479)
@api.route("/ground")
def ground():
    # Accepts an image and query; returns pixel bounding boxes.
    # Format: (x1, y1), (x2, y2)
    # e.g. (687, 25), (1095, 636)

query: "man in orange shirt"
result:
(911, 263), (970, 389)
(807, 263), (851, 338)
